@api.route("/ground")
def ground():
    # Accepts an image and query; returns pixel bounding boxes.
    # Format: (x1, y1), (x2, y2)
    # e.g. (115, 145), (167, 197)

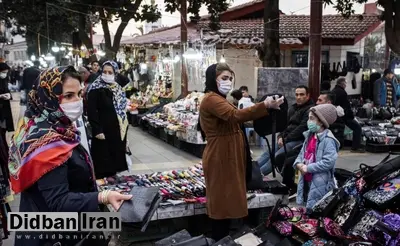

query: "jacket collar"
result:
(302, 129), (340, 149)
(292, 99), (314, 109)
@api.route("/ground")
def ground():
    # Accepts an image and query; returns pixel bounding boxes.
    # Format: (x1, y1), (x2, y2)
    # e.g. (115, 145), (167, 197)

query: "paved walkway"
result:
(3, 93), (389, 245)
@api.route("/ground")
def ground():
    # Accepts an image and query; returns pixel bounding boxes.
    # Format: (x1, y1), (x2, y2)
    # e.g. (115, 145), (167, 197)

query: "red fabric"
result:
(304, 135), (317, 182)
(10, 143), (77, 193)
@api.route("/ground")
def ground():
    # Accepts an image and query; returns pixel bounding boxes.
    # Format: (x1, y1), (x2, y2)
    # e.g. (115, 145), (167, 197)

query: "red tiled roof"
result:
(199, 14), (381, 41)
(120, 25), (199, 45)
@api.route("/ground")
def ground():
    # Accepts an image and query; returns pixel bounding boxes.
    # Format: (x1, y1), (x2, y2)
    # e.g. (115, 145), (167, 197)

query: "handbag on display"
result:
(155, 230), (192, 245)
(173, 235), (215, 246)
(380, 213), (400, 246)
(332, 196), (359, 231)
(302, 238), (330, 246)
(293, 219), (319, 238)
(321, 217), (347, 239)
(362, 153), (400, 189)
(311, 188), (345, 217)
(265, 199), (283, 228)
(278, 206), (305, 222)
(349, 210), (384, 241)
(273, 221), (292, 236)
(363, 174), (400, 209)
(211, 236), (239, 246)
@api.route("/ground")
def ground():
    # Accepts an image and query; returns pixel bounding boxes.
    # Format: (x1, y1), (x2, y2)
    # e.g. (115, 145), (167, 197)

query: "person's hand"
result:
(108, 191), (132, 211)
(296, 163), (306, 175)
(299, 164), (308, 175)
(278, 138), (283, 148)
(0, 93), (10, 100)
(98, 191), (132, 211)
(264, 95), (284, 109)
(95, 133), (106, 140)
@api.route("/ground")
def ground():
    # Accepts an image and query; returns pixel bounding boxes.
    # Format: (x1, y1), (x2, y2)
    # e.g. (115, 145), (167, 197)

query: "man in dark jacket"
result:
(374, 69), (397, 107)
(332, 77), (363, 152)
(87, 61), (101, 84)
(258, 85), (314, 175)
(317, 91), (345, 148)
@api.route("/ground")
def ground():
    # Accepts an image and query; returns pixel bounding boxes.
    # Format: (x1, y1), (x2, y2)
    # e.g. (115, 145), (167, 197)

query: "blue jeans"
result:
(257, 140), (302, 175)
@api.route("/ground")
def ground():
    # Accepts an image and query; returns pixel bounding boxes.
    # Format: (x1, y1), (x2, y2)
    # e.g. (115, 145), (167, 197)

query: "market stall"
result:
(353, 105), (400, 152)
(100, 163), (289, 245)
(138, 91), (206, 157)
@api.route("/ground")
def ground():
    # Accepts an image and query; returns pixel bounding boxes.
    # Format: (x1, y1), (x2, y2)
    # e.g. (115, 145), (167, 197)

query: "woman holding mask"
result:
(8, 66), (132, 246)
(87, 61), (129, 179)
(198, 63), (284, 240)
(0, 62), (14, 149)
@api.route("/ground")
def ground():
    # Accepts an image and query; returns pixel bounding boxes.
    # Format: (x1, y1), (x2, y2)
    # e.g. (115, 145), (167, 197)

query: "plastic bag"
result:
(126, 154), (133, 173)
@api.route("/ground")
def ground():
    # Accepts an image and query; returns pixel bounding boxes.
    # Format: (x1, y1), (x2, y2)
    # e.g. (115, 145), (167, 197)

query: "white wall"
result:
(4, 42), (28, 65)
(216, 48), (261, 97)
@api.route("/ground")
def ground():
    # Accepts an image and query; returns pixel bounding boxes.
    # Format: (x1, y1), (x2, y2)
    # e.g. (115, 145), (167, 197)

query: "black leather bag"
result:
(212, 236), (239, 246)
(247, 161), (265, 190)
(118, 186), (162, 232)
(254, 94), (288, 137)
(174, 235), (215, 246)
(155, 230), (192, 246)
(362, 152), (400, 189)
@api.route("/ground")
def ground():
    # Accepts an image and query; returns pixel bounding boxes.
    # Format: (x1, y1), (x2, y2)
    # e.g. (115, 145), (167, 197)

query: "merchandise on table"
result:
(99, 164), (207, 205)
(261, 154), (400, 246)
(141, 91), (206, 144)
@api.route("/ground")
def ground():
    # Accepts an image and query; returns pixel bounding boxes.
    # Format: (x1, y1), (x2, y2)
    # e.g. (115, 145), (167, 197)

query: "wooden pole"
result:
(37, 33), (41, 56)
(180, 0), (188, 97)
(308, 0), (323, 101)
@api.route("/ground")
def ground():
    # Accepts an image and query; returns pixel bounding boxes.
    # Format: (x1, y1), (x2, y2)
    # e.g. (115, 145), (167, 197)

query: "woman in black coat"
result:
(87, 61), (129, 178)
(0, 63), (14, 148)
(8, 66), (132, 246)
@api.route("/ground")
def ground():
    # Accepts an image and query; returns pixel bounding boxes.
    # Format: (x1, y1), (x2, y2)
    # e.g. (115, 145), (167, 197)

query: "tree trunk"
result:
(263, 0), (280, 67)
(383, 0), (400, 55)
(110, 15), (130, 60)
(78, 14), (97, 61)
(98, 9), (114, 59)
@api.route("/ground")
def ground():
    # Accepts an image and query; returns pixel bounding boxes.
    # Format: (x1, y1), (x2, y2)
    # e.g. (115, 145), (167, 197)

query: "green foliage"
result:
(323, 0), (368, 17)
(164, 0), (232, 30)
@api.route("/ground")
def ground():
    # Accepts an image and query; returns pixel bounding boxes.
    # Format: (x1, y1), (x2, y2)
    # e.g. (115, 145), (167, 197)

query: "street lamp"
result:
(44, 53), (55, 61)
(60, 46), (66, 51)
(30, 55), (36, 61)
(51, 43), (60, 53)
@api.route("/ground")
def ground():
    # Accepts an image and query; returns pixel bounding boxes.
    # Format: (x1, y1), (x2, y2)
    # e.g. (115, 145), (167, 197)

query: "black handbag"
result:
(362, 152), (400, 189)
(173, 235), (215, 246)
(247, 161), (265, 190)
(311, 188), (345, 218)
(155, 230), (192, 245)
(212, 236), (240, 246)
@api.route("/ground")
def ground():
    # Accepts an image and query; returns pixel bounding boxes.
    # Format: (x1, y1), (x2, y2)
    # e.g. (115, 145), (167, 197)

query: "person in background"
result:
(321, 80), (331, 91)
(116, 61), (130, 87)
(294, 104), (340, 211)
(374, 69), (397, 107)
(87, 61), (129, 179)
(79, 66), (91, 116)
(9, 66), (131, 246)
(239, 85), (254, 102)
(161, 83), (173, 99)
(332, 77), (364, 152)
(230, 89), (242, 107)
(0, 63), (14, 150)
(87, 61), (101, 84)
(317, 91), (345, 148)
(258, 85), (314, 176)
(20, 60), (41, 104)
(198, 63), (284, 241)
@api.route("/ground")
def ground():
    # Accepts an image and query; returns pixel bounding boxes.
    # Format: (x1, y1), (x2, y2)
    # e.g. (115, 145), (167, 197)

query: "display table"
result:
(105, 193), (288, 245)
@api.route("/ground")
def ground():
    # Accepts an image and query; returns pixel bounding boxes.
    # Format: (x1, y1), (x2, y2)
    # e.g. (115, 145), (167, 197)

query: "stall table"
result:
(105, 192), (288, 245)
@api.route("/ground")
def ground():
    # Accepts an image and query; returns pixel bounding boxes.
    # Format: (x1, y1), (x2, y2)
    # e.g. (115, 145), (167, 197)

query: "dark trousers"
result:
(275, 147), (301, 191)
(211, 218), (231, 241)
(344, 119), (362, 149)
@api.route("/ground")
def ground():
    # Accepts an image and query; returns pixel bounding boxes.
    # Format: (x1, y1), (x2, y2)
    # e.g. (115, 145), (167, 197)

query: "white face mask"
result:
(217, 79), (232, 95)
(0, 72), (7, 79)
(60, 100), (83, 122)
(102, 74), (115, 84)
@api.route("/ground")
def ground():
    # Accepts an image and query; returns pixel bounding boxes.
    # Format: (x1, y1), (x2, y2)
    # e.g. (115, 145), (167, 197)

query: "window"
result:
(346, 52), (360, 69)
(291, 50), (330, 67)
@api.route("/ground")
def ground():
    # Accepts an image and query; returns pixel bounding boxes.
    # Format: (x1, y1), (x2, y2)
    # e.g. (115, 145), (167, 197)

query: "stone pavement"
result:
(3, 94), (389, 246)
